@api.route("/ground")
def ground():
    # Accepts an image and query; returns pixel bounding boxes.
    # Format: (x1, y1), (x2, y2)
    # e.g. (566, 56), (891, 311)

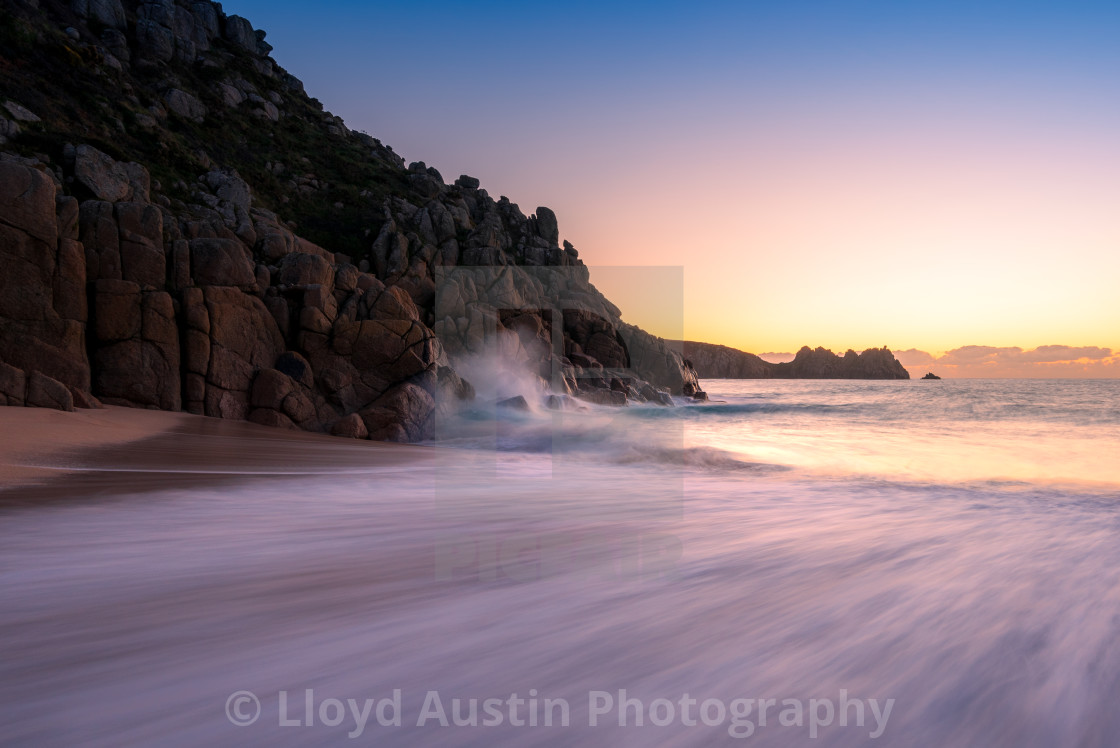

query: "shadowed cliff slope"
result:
(0, 0), (700, 439)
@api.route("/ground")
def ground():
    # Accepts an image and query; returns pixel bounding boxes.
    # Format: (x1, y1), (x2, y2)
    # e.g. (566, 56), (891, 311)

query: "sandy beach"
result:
(0, 406), (433, 506)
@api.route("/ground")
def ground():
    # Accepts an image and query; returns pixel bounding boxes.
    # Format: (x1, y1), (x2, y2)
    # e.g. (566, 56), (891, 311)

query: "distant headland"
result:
(674, 342), (911, 380)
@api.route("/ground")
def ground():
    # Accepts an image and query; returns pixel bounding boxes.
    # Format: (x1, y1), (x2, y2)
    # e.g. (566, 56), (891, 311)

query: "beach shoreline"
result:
(0, 406), (433, 507)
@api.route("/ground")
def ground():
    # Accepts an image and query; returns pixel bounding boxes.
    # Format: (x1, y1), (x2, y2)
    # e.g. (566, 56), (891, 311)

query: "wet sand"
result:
(0, 406), (433, 507)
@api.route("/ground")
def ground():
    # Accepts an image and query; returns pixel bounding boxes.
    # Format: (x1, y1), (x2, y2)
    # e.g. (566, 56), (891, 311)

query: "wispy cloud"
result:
(1018, 346), (1112, 363)
(899, 345), (1119, 378)
(895, 349), (937, 366)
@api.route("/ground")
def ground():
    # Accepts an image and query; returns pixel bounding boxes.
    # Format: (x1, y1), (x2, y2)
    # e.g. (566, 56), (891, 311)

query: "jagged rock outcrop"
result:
(0, 0), (701, 440)
(679, 341), (911, 380)
(778, 346), (910, 379)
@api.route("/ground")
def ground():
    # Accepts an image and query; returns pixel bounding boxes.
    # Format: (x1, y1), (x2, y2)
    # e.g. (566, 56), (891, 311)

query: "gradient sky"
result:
(224, 0), (1120, 374)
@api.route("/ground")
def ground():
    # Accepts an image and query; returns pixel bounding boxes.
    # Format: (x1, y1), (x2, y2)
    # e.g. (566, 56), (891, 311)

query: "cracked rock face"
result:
(0, 146), (466, 440)
(0, 0), (702, 439)
(72, 0), (127, 29)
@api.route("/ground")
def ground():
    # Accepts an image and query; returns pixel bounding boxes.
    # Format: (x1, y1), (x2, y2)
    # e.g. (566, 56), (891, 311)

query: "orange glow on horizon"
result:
(239, 0), (1120, 378)
(563, 120), (1120, 373)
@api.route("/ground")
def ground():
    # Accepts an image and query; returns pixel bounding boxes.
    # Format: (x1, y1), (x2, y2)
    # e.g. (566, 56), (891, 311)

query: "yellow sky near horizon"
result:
(229, 0), (1120, 378)
(571, 126), (1120, 367)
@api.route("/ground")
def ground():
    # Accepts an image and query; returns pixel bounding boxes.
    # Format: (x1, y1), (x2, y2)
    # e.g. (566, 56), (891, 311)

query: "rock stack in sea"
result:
(0, 0), (699, 439)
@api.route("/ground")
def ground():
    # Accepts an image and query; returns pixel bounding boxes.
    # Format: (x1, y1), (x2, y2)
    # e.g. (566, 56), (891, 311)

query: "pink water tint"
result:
(1, 379), (1119, 745)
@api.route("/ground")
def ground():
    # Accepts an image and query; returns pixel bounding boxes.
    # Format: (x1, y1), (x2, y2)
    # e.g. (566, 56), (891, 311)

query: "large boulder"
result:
(202, 287), (285, 419)
(89, 282), (180, 410)
(2, 101), (39, 124)
(72, 0), (126, 29)
(534, 206), (559, 246)
(276, 251), (333, 288)
(26, 371), (74, 411)
(115, 202), (164, 287)
(248, 366), (321, 429)
(330, 413), (367, 439)
(191, 2), (220, 42)
(189, 238), (256, 289)
(333, 318), (437, 391)
(360, 382), (435, 442)
(0, 161), (55, 246)
(73, 145), (146, 203)
(223, 15), (257, 51)
(137, 0), (174, 28)
(0, 162), (89, 393)
(249, 367), (294, 411)
(100, 28), (131, 63)
(163, 89), (207, 122)
(91, 279), (141, 342)
(135, 19), (175, 62)
(0, 362), (27, 406)
(203, 169), (251, 212)
(274, 350), (314, 388)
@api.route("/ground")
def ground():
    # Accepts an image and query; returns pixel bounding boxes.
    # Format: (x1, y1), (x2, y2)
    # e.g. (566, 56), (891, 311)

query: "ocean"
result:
(2, 378), (1119, 746)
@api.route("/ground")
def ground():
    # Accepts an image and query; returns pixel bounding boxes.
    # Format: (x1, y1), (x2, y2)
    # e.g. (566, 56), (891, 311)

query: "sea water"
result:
(1, 379), (1119, 746)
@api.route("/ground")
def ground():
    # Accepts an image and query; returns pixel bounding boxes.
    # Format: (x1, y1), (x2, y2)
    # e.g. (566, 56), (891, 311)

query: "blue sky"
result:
(219, 1), (1120, 363)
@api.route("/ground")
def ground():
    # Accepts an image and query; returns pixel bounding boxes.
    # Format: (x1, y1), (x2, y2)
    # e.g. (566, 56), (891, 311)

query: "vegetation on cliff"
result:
(0, 0), (700, 438)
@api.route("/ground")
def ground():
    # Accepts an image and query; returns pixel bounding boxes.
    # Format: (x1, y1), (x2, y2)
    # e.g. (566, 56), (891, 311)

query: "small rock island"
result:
(921, 372), (941, 380)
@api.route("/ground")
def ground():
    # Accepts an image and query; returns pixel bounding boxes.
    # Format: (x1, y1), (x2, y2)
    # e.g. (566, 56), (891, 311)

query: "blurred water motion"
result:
(2, 379), (1120, 746)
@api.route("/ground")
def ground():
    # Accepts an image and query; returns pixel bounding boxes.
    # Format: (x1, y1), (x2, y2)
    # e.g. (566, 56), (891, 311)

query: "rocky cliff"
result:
(0, 0), (700, 439)
(678, 342), (911, 380)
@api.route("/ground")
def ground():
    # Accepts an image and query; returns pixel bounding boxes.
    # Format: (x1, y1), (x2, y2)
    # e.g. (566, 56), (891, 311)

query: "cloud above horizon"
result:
(896, 345), (1119, 378)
